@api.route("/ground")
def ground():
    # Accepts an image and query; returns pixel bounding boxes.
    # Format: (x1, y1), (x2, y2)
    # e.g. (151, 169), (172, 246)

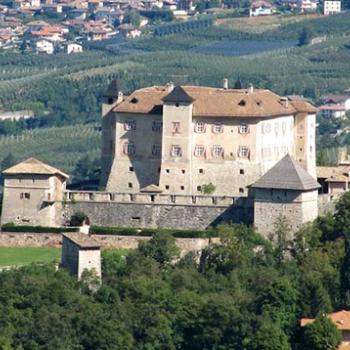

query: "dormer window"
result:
(195, 121), (206, 133)
(239, 99), (246, 106)
(130, 97), (138, 104)
(124, 120), (136, 131)
(212, 123), (223, 134)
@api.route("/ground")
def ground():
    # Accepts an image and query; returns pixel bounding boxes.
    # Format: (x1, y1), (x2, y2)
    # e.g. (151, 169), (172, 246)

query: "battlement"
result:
(64, 190), (247, 207)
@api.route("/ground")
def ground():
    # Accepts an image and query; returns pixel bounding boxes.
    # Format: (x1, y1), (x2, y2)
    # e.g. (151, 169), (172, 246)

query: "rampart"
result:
(0, 232), (220, 256)
(63, 191), (254, 230)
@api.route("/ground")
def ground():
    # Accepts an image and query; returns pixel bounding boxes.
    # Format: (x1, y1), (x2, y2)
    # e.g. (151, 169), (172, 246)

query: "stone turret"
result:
(1, 158), (69, 227)
(251, 154), (320, 238)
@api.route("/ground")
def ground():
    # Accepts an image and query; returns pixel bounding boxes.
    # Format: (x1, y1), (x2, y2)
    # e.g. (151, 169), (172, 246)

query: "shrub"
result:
(69, 211), (88, 227)
(90, 225), (217, 238)
(1, 223), (76, 233)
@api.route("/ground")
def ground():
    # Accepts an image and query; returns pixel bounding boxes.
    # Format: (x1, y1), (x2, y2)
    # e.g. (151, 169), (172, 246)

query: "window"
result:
(194, 145), (205, 157)
(165, 185), (169, 190)
(20, 192), (30, 200)
(199, 168), (204, 174)
(197, 186), (202, 191)
(123, 142), (135, 156)
(195, 121), (206, 133)
(128, 182), (133, 188)
(182, 169), (185, 174)
(152, 120), (162, 132)
(124, 120), (136, 131)
(238, 146), (249, 159)
(180, 186), (185, 190)
(212, 123), (223, 134)
(238, 124), (249, 134)
(166, 169), (170, 173)
(152, 144), (161, 156)
(239, 188), (244, 194)
(212, 145), (224, 158)
(172, 121), (180, 133)
(171, 145), (182, 157)
(240, 169), (244, 175)
(129, 166), (134, 172)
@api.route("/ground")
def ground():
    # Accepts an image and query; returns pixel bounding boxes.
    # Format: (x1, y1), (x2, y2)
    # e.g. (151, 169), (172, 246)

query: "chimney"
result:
(281, 97), (289, 108)
(223, 78), (228, 90)
(249, 84), (254, 93)
(166, 81), (174, 91)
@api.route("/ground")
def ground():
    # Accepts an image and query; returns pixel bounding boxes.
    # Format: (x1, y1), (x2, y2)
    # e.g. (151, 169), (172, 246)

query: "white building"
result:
(65, 42), (83, 54)
(36, 39), (54, 54)
(250, 0), (275, 16)
(324, 0), (341, 14)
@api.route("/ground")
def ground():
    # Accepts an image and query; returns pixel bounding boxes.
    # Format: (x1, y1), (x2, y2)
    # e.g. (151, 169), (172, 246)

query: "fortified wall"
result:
(62, 191), (254, 230)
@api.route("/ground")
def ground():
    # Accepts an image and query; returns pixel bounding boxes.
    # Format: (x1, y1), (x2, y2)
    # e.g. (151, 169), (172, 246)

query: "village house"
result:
(301, 310), (350, 350)
(324, 0), (341, 14)
(319, 93), (350, 119)
(100, 81), (317, 197)
(249, 0), (275, 16)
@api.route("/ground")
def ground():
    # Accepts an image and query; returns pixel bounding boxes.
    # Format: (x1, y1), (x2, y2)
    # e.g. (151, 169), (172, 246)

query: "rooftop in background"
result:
(301, 310), (350, 331)
(3, 158), (69, 178)
(251, 154), (320, 190)
(114, 85), (318, 117)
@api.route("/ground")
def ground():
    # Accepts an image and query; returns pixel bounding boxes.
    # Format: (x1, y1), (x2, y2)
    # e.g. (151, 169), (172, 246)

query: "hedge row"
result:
(1, 224), (77, 234)
(90, 225), (218, 238)
(0, 224), (218, 238)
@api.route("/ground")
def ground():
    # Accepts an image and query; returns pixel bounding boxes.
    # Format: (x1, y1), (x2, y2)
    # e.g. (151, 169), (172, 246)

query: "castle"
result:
(0, 81), (323, 237)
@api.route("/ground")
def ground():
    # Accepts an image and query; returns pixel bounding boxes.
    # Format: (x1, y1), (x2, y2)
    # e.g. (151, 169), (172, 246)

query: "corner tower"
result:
(251, 154), (320, 239)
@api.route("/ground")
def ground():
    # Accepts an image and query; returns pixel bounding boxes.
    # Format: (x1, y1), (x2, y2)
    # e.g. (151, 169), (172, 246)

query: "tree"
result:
(123, 11), (141, 26)
(302, 315), (342, 350)
(270, 215), (291, 264)
(138, 232), (180, 267)
(250, 318), (291, 350)
(1, 153), (15, 171)
(298, 27), (314, 46)
(69, 211), (88, 226)
(201, 183), (216, 195)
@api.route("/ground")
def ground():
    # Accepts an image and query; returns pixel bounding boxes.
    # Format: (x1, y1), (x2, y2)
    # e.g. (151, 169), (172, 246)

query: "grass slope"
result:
(0, 247), (60, 266)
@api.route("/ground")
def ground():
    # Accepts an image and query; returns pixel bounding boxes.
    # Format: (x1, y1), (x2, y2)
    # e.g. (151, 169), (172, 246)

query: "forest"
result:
(2, 191), (350, 349)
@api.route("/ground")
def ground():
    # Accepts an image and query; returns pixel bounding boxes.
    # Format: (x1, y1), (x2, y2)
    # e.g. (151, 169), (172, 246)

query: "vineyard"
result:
(0, 13), (349, 171)
(0, 124), (101, 175)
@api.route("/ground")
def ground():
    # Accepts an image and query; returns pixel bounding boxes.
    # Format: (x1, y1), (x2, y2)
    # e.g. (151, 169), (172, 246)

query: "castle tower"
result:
(293, 105), (317, 178)
(100, 80), (123, 189)
(61, 232), (101, 285)
(1, 158), (69, 227)
(251, 154), (320, 239)
(159, 86), (194, 194)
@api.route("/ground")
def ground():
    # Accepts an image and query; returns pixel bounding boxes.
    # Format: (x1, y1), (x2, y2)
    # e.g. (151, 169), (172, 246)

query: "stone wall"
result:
(318, 193), (341, 216)
(0, 232), (220, 256)
(62, 196), (253, 230)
